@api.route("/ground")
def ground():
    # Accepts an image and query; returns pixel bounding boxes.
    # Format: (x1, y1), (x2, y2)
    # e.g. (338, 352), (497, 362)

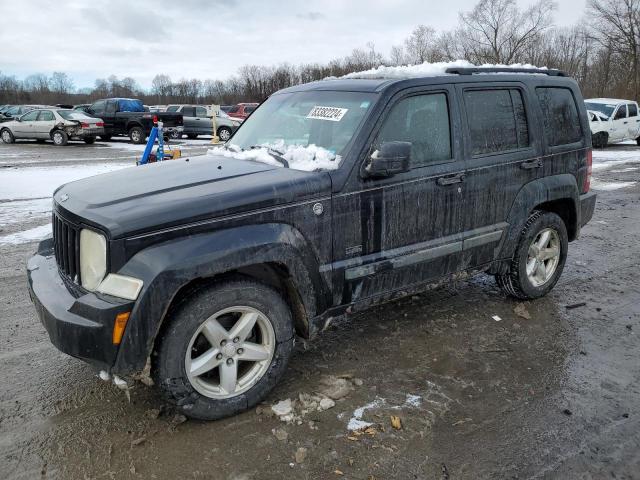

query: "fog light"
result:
(112, 312), (130, 345)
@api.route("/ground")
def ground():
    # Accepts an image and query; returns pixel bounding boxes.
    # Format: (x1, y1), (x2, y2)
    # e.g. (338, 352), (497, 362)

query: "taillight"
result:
(96, 122), (104, 127)
(583, 148), (592, 193)
(81, 122), (90, 128)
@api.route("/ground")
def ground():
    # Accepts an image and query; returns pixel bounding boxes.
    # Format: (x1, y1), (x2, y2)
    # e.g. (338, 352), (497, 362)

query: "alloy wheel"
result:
(185, 306), (275, 399)
(526, 228), (561, 287)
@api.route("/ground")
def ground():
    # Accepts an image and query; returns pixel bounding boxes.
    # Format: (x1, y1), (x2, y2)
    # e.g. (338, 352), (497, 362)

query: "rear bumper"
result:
(580, 191), (597, 227)
(27, 239), (134, 372)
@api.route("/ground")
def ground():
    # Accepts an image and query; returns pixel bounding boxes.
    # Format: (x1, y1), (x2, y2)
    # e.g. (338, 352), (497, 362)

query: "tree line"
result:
(1, 0), (638, 107)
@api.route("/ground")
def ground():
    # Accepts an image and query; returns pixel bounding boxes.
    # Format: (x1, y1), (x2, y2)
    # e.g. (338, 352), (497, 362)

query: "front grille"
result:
(52, 213), (81, 284)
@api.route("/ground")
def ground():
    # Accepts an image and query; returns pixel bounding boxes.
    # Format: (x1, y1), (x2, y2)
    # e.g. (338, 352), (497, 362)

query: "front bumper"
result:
(27, 239), (134, 371)
(580, 191), (597, 227)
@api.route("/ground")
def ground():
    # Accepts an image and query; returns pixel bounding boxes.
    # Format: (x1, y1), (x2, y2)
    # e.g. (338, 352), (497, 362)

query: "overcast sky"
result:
(0, 0), (586, 90)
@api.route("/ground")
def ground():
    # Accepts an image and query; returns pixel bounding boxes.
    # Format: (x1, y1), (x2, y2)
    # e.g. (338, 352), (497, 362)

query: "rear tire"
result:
(187, 133), (198, 140)
(636, 136), (640, 146)
(83, 136), (96, 144)
(169, 130), (181, 139)
(129, 126), (145, 144)
(592, 132), (608, 149)
(495, 211), (568, 300)
(51, 130), (68, 146)
(153, 280), (294, 421)
(1, 128), (15, 144)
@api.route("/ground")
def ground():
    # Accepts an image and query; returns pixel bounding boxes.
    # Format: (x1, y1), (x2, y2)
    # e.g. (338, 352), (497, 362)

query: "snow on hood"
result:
(339, 60), (548, 80)
(208, 141), (341, 171)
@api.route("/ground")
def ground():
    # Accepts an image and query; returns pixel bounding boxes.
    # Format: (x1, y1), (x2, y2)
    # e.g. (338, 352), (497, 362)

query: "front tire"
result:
(153, 280), (294, 420)
(592, 131), (608, 149)
(1, 128), (15, 144)
(129, 126), (145, 144)
(51, 130), (68, 146)
(496, 211), (568, 300)
(218, 126), (232, 142)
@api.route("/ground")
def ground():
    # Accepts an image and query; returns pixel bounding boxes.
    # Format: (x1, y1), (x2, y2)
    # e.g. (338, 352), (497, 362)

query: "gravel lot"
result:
(1, 139), (639, 479)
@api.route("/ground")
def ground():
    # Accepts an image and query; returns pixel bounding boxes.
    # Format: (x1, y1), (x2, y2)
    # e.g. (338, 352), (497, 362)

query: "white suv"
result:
(585, 98), (640, 148)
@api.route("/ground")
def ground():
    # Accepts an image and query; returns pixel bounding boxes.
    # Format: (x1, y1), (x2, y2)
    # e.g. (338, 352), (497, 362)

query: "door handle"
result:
(436, 173), (465, 186)
(521, 159), (543, 170)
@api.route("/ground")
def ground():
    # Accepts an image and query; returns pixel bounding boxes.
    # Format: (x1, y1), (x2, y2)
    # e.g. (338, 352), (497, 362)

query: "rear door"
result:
(195, 106), (211, 134)
(610, 104), (628, 141)
(627, 103), (640, 139)
(35, 110), (56, 138)
(457, 83), (539, 268)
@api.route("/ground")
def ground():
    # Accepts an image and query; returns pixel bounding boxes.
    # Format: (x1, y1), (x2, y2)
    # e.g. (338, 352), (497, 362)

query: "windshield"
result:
(225, 90), (376, 171)
(585, 102), (615, 118)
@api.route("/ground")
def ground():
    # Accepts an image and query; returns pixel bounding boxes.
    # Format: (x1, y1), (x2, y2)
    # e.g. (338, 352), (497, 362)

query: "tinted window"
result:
(228, 105), (240, 113)
(91, 101), (105, 114)
(105, 101), (117, 114)
(166, 106), (179, 112)
(464, 89), (529, 155)
(245, 106), (256, 114)
(629, 104), (638, 117)
(377, 93), (451, 166)
(537, 87), (583, 146)
(182, 107), (196, 117)
(21, 110), (39, 121)
(38, 110), (54, 121)
(195, 107), (208, 117)
(614, 105), (627, 120)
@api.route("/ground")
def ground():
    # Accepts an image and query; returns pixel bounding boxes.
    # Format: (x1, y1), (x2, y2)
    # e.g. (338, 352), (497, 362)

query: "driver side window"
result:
(614, 105), (627, 120)
(376, 93), (451, 167)
(21, 111), (40, 121)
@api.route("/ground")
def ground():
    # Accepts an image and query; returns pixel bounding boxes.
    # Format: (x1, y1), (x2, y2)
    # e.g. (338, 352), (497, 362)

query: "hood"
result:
(54, 155), (332, 239)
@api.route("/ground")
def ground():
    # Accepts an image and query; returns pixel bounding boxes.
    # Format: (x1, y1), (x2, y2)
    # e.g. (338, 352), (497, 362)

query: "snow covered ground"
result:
(0, 143), (638, 246)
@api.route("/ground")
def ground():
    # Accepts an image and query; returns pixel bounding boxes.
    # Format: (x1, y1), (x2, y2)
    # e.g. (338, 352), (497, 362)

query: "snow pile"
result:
(340, 60), (548, 80)
(0, 224), (52, 245)
(209, 141), (341, 171)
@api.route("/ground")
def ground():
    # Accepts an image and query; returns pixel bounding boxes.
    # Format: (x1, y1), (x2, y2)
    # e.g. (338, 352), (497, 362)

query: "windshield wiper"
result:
(247, 145), (289, 168)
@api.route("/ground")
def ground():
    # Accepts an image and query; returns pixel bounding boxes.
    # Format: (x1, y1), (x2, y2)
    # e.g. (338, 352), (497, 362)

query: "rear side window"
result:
(377, 92), (451, 166)
(464, 89), (529, 156)
(195, 107), (208, 117)
(38, 110), (54, 121)
(182, 107), (196, 117)
(105, 101), (117, 114)
(628, 104), (637, 117)
(536, 87), (583, 146)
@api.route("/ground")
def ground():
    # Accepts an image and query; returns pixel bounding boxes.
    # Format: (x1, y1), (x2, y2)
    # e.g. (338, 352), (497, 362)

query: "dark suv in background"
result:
(28, 67), (595, 420)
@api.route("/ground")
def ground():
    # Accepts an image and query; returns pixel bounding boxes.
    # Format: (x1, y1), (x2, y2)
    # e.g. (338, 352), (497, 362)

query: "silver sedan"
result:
(0, 109), (105, 145)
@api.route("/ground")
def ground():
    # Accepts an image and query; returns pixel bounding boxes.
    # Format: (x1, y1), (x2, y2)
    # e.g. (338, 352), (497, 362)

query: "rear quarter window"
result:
(536, 87), (583, 146)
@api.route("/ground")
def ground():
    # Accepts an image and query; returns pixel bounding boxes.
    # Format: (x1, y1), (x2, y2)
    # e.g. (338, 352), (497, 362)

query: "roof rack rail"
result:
(445, 67), (566, 77)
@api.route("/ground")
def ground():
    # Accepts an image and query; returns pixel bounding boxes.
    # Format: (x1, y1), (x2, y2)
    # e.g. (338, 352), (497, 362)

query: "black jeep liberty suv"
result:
(28, 67), (596, 420)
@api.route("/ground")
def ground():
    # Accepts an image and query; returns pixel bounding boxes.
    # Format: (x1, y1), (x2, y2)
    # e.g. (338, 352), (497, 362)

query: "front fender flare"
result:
(112, 223), (328, 374)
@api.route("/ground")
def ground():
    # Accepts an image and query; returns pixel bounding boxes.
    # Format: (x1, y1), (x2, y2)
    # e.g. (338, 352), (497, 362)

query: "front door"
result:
(331, 86), (466, 305)
(13, 110), (39, 137)
(195, 106), (211, 135)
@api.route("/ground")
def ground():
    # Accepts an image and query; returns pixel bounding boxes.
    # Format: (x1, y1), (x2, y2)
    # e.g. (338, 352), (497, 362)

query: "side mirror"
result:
(365, 141), (411, 178)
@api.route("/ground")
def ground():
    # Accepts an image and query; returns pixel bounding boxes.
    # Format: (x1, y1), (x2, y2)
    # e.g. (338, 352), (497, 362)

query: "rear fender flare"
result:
(498, 174), (580, 261)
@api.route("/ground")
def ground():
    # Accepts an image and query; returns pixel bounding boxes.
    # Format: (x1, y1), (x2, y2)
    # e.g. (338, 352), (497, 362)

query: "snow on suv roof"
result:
(339, 60), (549, 80)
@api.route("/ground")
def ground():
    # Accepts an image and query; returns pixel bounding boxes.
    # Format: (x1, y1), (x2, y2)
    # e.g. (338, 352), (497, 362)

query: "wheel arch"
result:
(491, 175), (580, 273)
(111, 224), (331, 374)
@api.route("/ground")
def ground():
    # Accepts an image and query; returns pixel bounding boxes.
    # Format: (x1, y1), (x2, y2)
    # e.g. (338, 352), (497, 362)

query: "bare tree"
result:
(588, 0), (640, 98)
(457, 0), (556, 64)
(151, 74), (172, 103)
(404, 25), (443, 64)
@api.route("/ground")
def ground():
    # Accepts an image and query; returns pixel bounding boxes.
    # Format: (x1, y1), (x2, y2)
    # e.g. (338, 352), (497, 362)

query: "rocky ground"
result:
(1, 139), (639, 479)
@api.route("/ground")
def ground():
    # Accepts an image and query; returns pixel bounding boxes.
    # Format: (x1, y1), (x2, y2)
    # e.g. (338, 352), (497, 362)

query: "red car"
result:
(227, 103), (258, 120)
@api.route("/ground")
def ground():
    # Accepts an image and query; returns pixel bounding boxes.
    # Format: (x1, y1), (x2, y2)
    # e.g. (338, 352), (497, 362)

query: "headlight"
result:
(80, 229), (107, 291)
